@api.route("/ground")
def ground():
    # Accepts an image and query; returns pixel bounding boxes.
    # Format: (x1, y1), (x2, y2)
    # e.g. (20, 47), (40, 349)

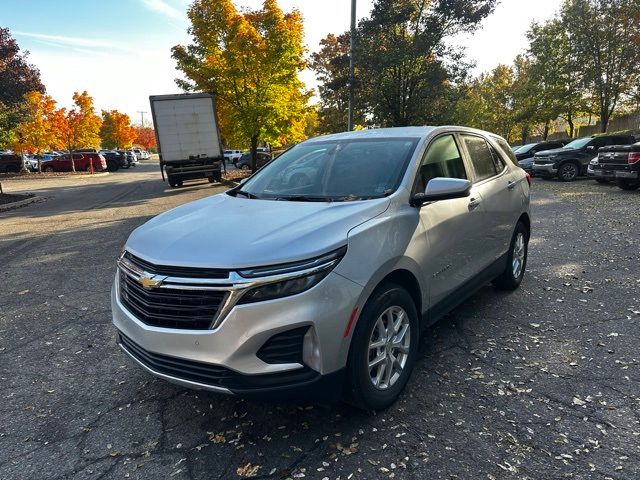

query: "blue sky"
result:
(3, 0), (561, 125)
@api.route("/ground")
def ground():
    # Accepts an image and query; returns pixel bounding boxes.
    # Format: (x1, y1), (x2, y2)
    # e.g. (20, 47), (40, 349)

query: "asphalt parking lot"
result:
(1, 165), (639, 480)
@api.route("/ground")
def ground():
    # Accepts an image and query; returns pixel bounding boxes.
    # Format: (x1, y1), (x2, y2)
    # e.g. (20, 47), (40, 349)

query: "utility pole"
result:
(348, 0), (356, 131)
(137, 111), (147, 128)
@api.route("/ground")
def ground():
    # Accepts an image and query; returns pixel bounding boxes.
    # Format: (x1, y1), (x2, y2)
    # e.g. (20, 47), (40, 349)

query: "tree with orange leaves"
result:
(133, 126), (156, 150)
(100, 110), (136, 149)
(58, 91), (102, 171)
(172, 0), (310, 170)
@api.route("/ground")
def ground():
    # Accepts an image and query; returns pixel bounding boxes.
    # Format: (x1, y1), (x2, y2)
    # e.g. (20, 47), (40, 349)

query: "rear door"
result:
(459, 133), (518, 264)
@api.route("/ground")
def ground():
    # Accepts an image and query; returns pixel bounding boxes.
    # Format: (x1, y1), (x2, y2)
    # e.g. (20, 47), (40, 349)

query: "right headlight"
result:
(237, 246), (347, 304)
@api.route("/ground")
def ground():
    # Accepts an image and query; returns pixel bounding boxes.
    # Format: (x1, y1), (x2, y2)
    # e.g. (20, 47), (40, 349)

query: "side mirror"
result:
(586, 145), (595, 151)
(411, 177), (471, 207)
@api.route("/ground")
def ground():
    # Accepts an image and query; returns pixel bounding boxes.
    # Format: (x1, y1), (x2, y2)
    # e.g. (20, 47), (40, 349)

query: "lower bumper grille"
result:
(118, 333), (317, 391)
(257, 327), (308, 364)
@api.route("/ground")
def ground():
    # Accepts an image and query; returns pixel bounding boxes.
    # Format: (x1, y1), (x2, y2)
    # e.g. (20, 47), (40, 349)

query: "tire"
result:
(617, 179), (640, 191)
(492, 221), (529, 290)
(557, 162), (579, 182)
(44, 166), (54, 173)
(345, 283), (419, 410)
(169, 179), (183, 188)
(595, 179), (609, 184)
(240, 164), (250, 171)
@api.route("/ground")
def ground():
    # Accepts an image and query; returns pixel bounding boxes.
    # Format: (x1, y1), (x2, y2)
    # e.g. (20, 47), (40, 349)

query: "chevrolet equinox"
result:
(112, 126), (531, 410)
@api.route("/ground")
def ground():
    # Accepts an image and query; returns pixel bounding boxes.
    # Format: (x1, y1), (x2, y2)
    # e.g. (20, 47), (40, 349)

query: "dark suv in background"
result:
(0, 153), (23, 173)
(593, 142), (640, 190)
(513, 140), (567, 174)
(532, 134), (636, 181)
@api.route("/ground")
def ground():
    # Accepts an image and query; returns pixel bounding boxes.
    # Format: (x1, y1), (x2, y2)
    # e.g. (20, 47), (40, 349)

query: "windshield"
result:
(514, 143), (535, 154)
(235, 137), (419, 201)
(563, 137), (592, 149)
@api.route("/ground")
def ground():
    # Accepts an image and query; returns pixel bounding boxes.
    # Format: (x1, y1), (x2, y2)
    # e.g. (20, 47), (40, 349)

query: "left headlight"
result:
(237, 246), (347, 304)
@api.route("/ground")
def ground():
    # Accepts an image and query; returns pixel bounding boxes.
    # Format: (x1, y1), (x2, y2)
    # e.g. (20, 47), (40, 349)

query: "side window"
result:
(489, 145), (506, 173)
(73, 154), (83, 160)
(590, 137), (607, 149)
(461, 135), (499, 182)
(415, 134), (467, 193)
(493, 137), (520, 166)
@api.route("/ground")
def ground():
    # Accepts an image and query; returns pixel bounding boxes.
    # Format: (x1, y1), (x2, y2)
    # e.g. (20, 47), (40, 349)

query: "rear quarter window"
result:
(492, 136), (520, 167)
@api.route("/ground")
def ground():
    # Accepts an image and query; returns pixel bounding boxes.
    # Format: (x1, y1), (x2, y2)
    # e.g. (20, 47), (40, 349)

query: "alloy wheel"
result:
(367, 306), (410, 390)
(560, 163), (577, 181)
(512, 232), (526, 279)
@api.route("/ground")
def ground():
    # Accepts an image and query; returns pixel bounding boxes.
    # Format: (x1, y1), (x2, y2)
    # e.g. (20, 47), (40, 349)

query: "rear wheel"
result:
(617, 179), (640, 191)
(558, 162), (579, 182)
(44, 166), (54, 173)
(345, 283), (419, 410)
(493, 221), (529, 290)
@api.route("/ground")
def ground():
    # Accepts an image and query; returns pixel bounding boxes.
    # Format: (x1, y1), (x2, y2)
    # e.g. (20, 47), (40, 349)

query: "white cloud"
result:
(140, 0), (186, 21)
(13, 31), (127, 51)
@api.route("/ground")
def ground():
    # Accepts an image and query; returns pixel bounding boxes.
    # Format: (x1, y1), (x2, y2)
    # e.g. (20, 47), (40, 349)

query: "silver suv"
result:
(112, 126), (531, 409)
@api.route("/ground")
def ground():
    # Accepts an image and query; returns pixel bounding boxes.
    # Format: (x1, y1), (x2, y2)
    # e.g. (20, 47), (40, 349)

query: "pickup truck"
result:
(532, 134), (636, 181)
(592, 142), (640, 190)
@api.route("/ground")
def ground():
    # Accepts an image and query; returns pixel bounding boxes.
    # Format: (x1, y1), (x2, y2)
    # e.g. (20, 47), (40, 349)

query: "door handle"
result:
(507, 180), (517, 190)
(468, 198), (481, 210)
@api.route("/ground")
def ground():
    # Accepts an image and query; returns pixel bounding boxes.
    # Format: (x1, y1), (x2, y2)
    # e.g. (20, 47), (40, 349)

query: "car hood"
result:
(535, 147), (573, 157)
(125, 193), (390, 269)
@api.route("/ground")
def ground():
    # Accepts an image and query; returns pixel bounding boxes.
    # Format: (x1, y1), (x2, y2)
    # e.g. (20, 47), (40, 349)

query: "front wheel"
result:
(493, 221), (529, 290)
(44, 166), (54, 173)
(558, 162), (579, 182)
(617, 179), (640, 191)
(345, 283), (419, 410)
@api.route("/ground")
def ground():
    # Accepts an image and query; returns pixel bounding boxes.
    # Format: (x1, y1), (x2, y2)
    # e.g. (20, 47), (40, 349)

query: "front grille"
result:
(119, 333), (317, 391)
(119, 270), (226, 329)
(124, 251), (228, 279)
(257, 327), (308, 364)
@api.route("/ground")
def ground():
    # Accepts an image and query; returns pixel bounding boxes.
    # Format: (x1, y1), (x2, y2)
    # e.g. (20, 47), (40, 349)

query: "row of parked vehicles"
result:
(223, 148), (273, 170)
(0, 147), (150, 173)
(513, 134), (640, 191)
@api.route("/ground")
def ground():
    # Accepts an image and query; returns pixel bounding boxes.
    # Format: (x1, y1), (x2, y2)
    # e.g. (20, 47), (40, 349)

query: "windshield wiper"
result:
(274, 195), (331, 202)
(234, 189), (260, 199)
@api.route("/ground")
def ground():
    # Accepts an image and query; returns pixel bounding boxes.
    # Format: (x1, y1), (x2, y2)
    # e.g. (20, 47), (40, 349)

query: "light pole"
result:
(137, 111), (147, 128)
(348, 0), (356, 131)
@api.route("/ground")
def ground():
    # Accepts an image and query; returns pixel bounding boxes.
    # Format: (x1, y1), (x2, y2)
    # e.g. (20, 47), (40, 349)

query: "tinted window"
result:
(415, 135), (466, 193)
(492, 137), (519, 166)
(461, 135), (498, 182)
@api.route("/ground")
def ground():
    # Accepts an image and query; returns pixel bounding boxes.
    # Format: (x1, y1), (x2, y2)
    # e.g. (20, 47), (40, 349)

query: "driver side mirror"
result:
(411, 177), (471, 207)
(586, 145), (595, 151)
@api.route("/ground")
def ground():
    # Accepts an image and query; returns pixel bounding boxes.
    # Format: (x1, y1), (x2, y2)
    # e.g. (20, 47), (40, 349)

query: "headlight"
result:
(237, 246), (347, 304)
(590, 158), (598, 165)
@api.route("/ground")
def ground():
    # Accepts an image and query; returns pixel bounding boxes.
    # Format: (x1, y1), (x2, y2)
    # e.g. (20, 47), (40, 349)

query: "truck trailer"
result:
(149, 93), (224, 188)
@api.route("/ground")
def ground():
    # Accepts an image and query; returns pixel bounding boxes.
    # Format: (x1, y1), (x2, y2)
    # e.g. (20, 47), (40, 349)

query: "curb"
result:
(0, 195), (42, 213)
(0, 172), (110, 181)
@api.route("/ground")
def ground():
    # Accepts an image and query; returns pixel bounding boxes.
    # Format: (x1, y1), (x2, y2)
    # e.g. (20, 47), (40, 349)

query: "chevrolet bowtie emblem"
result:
(138, 274), (165, 290)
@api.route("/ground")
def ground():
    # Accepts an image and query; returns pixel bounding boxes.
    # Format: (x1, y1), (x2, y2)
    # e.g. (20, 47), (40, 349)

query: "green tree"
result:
(172, 0), (310, 170)
(565, 0), (640, 132)
(354, 0), (496, 127)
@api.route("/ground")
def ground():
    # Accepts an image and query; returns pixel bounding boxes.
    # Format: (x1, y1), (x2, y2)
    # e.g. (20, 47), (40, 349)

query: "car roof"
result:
(305, 125), (504, 143)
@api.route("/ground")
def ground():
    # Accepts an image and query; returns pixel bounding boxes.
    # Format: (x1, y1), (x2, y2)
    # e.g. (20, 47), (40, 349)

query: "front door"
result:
(414, 133), (487, 308)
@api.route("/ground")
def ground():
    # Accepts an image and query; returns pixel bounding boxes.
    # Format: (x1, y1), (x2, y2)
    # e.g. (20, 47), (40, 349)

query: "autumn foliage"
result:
(134, 126), (157, 150)
(100, 110), (137, 149)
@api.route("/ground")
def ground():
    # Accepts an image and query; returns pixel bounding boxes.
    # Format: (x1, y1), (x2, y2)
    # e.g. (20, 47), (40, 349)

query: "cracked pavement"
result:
(1, 165), (639, 479)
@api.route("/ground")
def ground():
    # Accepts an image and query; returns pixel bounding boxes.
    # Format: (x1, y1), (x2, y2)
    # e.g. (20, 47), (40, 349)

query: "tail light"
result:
(526, 173), (532, 187)
(629, 152), (640, 165)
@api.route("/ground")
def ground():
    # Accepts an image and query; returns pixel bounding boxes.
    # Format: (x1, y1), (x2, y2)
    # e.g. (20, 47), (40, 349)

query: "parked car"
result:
(224, 150), (243, 164)
(22, 154), (38, 172)
(513, 141), (567, 174)
(235, 151), (272, 170)
(591, 142), (640, 190)
(112, 126), (531, 409)
(0, 153), (23, 173)
(100, 150), (128, 171)
(132, 147), (150, 160)
(41, 153), (107, 172)
(532, 134), (636, 181)
(116, 150), (138, 168)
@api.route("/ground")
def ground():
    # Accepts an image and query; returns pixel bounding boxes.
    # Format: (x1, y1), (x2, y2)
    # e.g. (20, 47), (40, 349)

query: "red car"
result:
(41, 153), (107, 172)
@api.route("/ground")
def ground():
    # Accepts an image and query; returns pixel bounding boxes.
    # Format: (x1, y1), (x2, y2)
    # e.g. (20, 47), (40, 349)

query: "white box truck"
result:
(149, 93), (224, 188)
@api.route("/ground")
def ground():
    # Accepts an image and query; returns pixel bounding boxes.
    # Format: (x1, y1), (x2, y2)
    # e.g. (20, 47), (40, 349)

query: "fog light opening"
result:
(302, 327), (322, 372)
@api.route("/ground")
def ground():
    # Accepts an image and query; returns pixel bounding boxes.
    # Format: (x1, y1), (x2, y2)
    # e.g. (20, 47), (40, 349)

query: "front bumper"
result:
(532, 163), (557, 176)
(111, 270), (362, 395)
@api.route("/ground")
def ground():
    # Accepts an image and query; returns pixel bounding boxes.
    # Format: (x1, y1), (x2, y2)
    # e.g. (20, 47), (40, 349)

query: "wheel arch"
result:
(517, 212), (531, 237)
